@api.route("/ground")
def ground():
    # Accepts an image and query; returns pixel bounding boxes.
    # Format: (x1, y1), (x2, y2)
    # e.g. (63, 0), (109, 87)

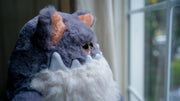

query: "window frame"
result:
(127, 0), (180, 101)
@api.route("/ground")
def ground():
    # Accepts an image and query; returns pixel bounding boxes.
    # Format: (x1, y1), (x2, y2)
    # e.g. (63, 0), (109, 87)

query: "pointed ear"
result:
(51, 12), (66, 46)
(73, 11), (96, 28)
(33, 6), (66, 49)
(78, 14), (94, 28)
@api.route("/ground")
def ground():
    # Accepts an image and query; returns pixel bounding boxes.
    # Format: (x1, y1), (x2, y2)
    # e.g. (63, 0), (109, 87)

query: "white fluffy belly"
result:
(30, 55), (119, 101)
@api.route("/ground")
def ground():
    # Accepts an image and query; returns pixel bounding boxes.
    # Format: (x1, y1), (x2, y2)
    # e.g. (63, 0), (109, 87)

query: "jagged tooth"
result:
(71, 59), (81, 69)
(49, 52), (68, 71)
(100, 51), (103, 55)
(96, 44), (100, 49)
(85, 55), (93, 64)
(95, 54), (101, 60)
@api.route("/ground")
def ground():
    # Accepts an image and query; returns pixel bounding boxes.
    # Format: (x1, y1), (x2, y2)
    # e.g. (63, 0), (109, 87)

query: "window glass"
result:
(144, 10), (167, 101)
(145, 0), (165, 5)
(129, 10), (167, 101)
(130, 0), (165, 10)
(130, 93), (139, 101)
(130, 0), (144, 10)
(170, 6), (180, 100)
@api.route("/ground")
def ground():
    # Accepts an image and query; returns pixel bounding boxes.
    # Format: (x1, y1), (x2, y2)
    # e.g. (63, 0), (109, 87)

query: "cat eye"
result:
(89, 42), (93, 48)
(82, 42), (93, 50)
(82, 43), (89, 50)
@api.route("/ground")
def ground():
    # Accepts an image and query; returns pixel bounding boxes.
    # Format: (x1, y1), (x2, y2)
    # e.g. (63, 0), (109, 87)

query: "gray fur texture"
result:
(7, 6), (100, 101)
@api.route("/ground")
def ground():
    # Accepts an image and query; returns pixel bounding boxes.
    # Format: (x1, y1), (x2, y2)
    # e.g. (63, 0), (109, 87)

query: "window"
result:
(128, 0), (180, 101)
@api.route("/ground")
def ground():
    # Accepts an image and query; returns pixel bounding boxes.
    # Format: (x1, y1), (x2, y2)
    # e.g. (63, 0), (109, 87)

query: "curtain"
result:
(75, 0), (127, 98)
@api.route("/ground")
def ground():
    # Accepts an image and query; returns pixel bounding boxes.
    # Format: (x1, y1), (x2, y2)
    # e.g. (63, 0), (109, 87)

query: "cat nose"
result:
(87, 50), (91, 55)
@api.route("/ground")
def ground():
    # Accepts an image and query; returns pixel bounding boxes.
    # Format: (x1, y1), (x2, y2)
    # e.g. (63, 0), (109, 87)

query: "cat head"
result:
(32, 6), (100, 67)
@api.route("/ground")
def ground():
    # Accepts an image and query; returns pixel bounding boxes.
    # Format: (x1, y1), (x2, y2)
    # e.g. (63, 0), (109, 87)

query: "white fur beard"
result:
(30, 56), (119, 101)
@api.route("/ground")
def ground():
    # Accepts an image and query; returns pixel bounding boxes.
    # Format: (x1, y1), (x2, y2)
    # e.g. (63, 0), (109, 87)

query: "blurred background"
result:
(0, 0), (180, 101)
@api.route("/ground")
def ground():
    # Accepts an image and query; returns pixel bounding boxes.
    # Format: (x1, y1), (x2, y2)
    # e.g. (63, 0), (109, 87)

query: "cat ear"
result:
(51, 12), (66, 46)
(78, 14), (94, 28)
(73, 11), (96, 28)
(33, 6), (66, 49)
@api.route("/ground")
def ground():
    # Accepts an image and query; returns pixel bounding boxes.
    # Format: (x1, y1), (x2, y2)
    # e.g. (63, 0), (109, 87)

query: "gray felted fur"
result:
(7, 6), (100, 101)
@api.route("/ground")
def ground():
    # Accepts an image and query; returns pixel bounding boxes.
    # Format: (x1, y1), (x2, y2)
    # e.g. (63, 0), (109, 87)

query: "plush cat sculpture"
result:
(6, 6), (121, 101)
